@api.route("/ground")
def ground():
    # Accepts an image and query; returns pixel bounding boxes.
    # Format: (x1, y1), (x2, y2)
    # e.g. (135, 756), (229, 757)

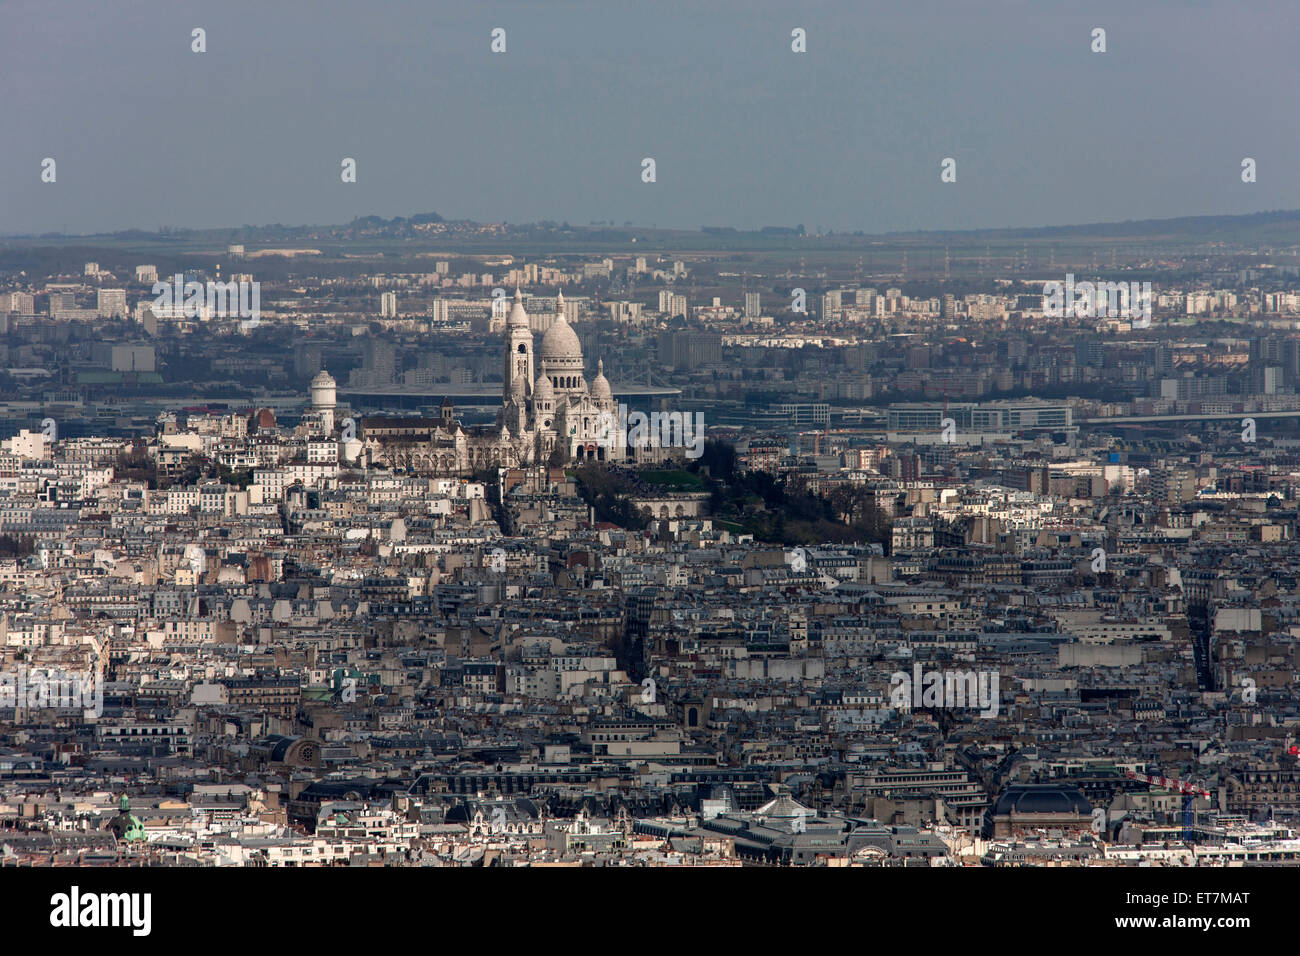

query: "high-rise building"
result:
(491, 293), (511, 327)
(295, 345), (323, 378)
(432, 298), (492, 326)
(658, 291), (687, 318)
(5, 292), (35, 314)
(821, 290), (843, 319)
(97, 289), (128, 318)
(1074, 340), (1104, 368)
(659, 331), (721, 370)
(135, 265), (158, 284)
(607, 301), (643, 323)
(745, 292), (761, 317)
(355, 339), (397, 386)
(381, 291), (398, 317)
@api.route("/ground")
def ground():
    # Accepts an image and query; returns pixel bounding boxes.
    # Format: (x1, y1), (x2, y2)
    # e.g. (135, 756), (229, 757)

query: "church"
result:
(355, 289), (621, 475)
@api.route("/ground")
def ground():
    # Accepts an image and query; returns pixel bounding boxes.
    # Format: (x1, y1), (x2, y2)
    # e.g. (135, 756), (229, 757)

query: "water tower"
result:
(310, 370), (337, 433)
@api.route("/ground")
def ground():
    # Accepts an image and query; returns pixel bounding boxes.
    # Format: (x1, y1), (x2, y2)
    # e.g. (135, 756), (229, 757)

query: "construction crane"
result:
(1125, 771), (1211, 841)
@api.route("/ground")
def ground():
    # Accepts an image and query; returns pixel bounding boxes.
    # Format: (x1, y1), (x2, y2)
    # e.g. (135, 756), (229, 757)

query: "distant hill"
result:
(875, 209), (1300, 241)
(4, 208), (1299, 254)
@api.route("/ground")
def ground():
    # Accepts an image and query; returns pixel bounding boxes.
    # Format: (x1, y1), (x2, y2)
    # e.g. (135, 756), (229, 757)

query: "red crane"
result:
(1124, 770), (1209, 797)
(1125, 771), (1210, 841)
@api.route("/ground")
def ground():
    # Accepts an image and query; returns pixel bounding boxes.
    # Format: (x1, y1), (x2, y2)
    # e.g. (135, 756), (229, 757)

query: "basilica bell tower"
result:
(503, 288), (534, 401)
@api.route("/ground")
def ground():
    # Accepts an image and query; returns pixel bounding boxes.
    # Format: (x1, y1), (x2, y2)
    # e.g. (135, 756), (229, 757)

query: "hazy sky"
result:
(4, 0), (1299, 236)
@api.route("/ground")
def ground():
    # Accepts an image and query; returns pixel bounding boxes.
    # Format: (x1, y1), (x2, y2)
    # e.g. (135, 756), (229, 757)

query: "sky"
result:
(3, 0), (1299, 236)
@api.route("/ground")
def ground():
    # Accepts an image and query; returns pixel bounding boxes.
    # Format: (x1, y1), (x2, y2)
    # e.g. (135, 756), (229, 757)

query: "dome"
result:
(755, 793), (814, 819)
(532, 373), (554, 402)
(991, 784), (1092, 816)
(590, 359), (613, 402)
(311, 370), (335, 387)
(539, 315), (582, 362)
(507, 287), (529, 327)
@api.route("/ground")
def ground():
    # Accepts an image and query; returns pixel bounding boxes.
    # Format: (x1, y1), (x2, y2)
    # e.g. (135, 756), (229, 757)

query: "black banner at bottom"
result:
(0, 864), (1272, 943)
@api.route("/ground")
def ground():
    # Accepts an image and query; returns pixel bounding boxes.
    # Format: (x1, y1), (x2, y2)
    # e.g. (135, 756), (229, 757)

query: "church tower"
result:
(503, 288), (534, 401)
